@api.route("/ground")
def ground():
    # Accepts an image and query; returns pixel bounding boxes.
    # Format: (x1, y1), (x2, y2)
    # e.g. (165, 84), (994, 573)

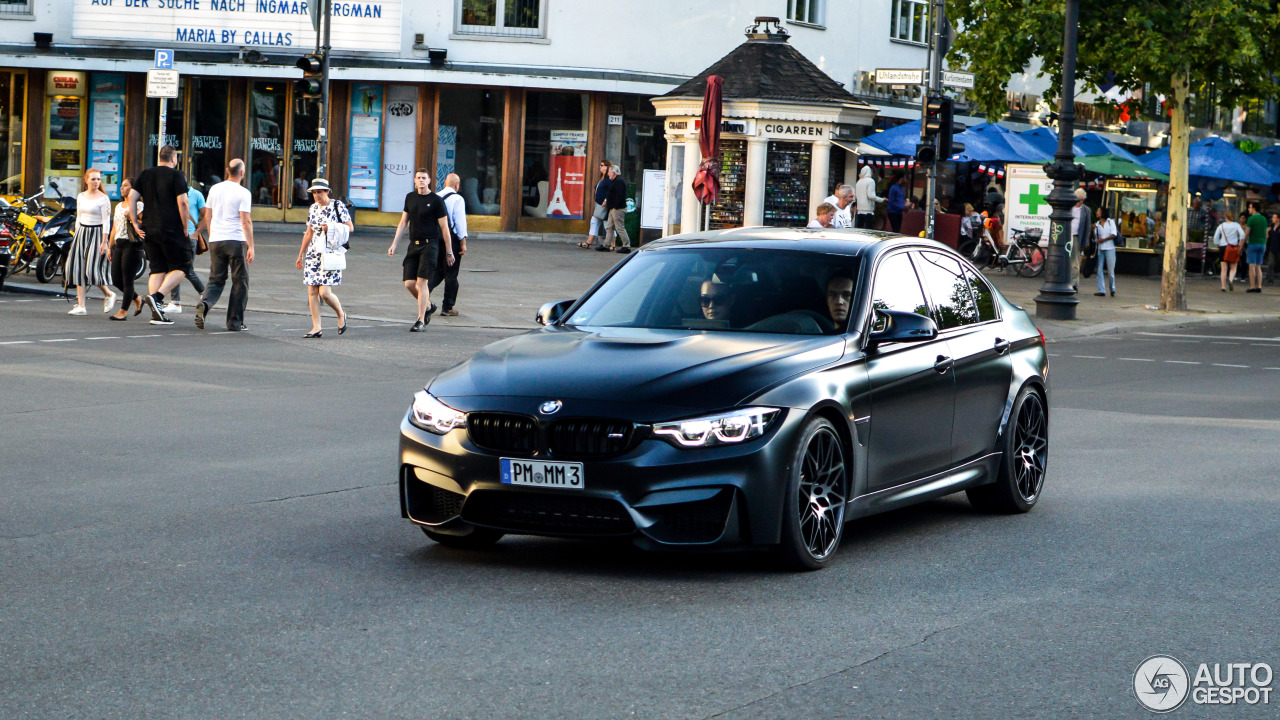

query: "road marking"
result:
(127, 334), (160, 338)
(1211, 341), (1240, 345)
(39, 338), (75, 343)
(1118, 357), (1154, 362)
(1170, 340), (1201, 344)
(1213, 363), (1249, 368)
(1267, 367), (1280, 371)
(1138, 332), (1280, 342)
(0, 340), (34, 345)
(86, 336), (120, 340)
(1047, 353), (1059, 357)
(1251, 343), (1274, 347)
(1070, 355), (1106, 359)
(13, 299), (36, 303)
(1165, 360), (1201, 365)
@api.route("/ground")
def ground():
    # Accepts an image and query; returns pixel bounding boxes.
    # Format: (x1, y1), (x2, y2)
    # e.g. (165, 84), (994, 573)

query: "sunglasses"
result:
(700, 294), (731, 307)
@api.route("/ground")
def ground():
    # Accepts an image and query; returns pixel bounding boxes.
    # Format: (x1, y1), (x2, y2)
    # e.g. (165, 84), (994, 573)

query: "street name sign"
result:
(876, 68), (924, 85)
(146, 69), (179, 99)
(942, 71), (975, 89)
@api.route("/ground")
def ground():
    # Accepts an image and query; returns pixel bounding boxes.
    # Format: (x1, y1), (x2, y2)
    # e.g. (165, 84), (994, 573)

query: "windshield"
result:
(565, 247), (861, 335)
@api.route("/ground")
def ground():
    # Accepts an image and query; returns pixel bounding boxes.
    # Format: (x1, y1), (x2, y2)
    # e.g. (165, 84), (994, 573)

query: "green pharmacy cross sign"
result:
(1020, 184), (1049, 214)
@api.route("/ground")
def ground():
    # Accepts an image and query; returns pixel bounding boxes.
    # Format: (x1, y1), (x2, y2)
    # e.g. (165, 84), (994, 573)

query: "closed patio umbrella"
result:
(691, 75), (723, 222)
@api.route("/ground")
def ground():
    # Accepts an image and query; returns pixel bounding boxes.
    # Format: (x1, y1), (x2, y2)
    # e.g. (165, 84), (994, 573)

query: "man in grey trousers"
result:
(1070, 187), (1092, 291)
(195, 159), (255, 331)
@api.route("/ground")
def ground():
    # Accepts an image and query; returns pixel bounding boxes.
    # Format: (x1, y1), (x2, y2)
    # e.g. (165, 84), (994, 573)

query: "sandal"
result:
(578, 242), (593, 249)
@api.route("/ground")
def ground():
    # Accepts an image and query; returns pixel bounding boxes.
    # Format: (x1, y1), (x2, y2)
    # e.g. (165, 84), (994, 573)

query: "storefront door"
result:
(0, 70), (26, 197)
(247, 81), (322, 222)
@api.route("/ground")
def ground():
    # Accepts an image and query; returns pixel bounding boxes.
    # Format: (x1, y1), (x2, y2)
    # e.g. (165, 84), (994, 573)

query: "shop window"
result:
(248, 81), (286, 206)
(787, 0), (825, 27)
(890, 0), (929, 44)
(291, 94), (321, 208)
(522, 91), (588, 219)
(438, 87), (505, 216)
(188, 79), (228, 195)
(763, 141), (811, 227)
(456, 0), (545, 38)
(0, 71), (24, 196)
(708, 139), (746, 230)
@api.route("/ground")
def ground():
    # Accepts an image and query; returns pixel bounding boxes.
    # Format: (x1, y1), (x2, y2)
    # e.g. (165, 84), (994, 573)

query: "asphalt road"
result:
(2, 296), (1278, 719)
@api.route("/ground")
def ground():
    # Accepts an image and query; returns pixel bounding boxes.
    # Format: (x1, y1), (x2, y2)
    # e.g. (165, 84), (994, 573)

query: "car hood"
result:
(428, 326), (846, 415)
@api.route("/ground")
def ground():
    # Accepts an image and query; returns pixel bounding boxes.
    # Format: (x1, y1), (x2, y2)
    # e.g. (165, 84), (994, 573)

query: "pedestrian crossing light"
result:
(922, 94), (948, 142)
(295, 54), (323, 98)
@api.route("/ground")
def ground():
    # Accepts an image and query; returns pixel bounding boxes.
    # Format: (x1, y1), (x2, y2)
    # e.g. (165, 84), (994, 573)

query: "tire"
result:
(35, 251), (60, 284)
(1016, 245), (1046, 277)
(775, 416), (848, 570)
(421, 525), (504, 549)
(967, 386), (1048, 513)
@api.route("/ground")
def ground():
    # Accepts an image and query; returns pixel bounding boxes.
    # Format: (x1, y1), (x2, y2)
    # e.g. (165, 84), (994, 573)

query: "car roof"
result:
(639, 227), (955, 259)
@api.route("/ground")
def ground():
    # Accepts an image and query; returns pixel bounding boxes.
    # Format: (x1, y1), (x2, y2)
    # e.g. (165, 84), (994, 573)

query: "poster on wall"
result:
(546, 130), (587, 219)
(88, 73), (126, 199)
(641, 170), (666, 229)
(380, 85), (417, 211)
(347, 84), (383, 209)
(1005, 164), (1054, 247)
(436, 125), (457, 192)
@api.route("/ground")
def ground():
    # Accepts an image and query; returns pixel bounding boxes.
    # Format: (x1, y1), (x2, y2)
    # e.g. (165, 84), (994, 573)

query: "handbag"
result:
(320, 251), (346, 271)
(1080, 253), (1097, 278)
(592, 203), (608, 221)
(195, 233), (208, 255)
(1223, 243), (1241, 264)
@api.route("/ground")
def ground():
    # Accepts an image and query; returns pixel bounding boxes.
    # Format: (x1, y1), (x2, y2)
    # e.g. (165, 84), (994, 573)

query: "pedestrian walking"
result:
(1266, 212), (1280, 285)
(296, 178), (350, 338)
(165, 184), (209, 314)
(854, 166), (884, 229)
(388, 168), (451, 331)
(602, 164), (631, 253)
(1093, 207), (1118, 297)
(807, 202), (837, 228)
(1245, 201), (1268, 293)
(195, 159), (255, 332)
(128, 145), (195, 325)
(822, 184), (854, 228)
(64, 168), (116, 316)
(1071, 188), (1092, 291)
(1212, 212), (1245, 291)
(580, 159), (612, 249)
(106, 178), (145, 321)
(886, 173), (907, 232)
(429, 173), (468, 317)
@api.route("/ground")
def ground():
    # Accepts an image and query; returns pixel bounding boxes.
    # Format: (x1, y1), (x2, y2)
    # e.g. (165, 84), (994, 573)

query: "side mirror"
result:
(868, 309), (938, 347)
(535, 299), (576, 326)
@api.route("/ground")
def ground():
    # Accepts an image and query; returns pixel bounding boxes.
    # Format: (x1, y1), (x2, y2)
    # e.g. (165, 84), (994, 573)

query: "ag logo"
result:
(1134, 655), (1190, 713)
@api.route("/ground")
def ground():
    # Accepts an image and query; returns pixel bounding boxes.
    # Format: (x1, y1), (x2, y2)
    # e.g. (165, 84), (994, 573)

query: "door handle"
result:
(993, 337), (1011, 355)
(933, 355), (953, 374)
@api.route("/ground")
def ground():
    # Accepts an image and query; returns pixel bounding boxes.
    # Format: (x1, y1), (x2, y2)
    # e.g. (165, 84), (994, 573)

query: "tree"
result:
(947, 0), (1280, 311)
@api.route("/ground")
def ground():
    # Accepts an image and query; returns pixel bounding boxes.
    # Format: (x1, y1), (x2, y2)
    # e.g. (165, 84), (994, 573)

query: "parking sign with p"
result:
(154, 49), (173, 69)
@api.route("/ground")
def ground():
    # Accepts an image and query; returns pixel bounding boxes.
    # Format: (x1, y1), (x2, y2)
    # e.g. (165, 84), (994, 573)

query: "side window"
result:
(913, 251), (978, 329)
(964, 266), (998, 322)
(869, 253), (930, 332)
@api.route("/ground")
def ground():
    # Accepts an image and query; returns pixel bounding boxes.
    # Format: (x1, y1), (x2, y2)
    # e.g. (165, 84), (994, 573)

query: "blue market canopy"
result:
(1138, 136), (1279, 187)
(1018, 127), (1082, 158)
(1075, 132), (1140, 163)
(859, 120), (922, 157)
(1249, 145), (1280, 178)
(951, 123), (1049, 164)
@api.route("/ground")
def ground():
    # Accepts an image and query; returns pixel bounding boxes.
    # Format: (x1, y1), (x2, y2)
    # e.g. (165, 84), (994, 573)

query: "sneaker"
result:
(1093, 292), (1106, 296)
(227, 324), (246, 332)
(144, 293), (164, 321)
(410, 320), (425, 332)
(425, 303), (438, 317)
(441, 309), (459, 317)
(162, 302), (182, 314)
(102, 291), (118, 314)
(194, 302), (208, 330)
(67, 305), (87, 316)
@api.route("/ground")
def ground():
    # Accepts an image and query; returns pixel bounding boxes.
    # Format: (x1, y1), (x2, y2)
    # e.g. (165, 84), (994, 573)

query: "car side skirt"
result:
(846, 452), (1001, 520)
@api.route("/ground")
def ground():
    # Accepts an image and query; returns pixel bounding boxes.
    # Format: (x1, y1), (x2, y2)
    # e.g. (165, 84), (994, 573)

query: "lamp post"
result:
(1034, 0), (1082, 320)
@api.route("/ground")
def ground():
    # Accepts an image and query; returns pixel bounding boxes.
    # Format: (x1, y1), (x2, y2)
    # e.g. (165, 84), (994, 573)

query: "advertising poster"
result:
(547, 130), (587, 219)
(436, 125), (457, 192)
(1005, 164), (1053, 246)
(88, 73), (126, 199)
(641, 170), (667, 229)
(347, 83), (383, 209)
(380, 85), (417, 211)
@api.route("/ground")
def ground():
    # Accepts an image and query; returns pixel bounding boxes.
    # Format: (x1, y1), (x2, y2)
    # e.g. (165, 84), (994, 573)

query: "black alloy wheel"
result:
(422, 525), (504, 549)
(968, 386), (1048, 513)
(777, 417), (847, 570)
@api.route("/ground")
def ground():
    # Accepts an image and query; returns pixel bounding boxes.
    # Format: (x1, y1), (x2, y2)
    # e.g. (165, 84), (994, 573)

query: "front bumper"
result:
(398, 409), (806, 549)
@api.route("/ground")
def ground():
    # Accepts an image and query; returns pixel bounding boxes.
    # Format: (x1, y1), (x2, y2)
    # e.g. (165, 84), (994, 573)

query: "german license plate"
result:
(500, 458), (584, 490)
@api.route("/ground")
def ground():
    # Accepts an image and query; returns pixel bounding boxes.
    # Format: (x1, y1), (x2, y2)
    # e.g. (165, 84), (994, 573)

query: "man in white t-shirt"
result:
(195, 158), (255, 331)
(822, 184), (854, 228)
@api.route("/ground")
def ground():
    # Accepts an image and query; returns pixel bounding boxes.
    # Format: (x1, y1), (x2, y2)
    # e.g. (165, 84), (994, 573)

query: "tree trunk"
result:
(1159, 71), (1191, 312)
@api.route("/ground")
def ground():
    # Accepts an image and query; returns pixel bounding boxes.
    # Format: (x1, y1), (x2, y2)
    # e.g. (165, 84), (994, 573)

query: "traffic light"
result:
(936, 96), (966, 159)
(295, 54), (323, 98)
(922, 94), (948, 142)
(915, 140), (937, 164)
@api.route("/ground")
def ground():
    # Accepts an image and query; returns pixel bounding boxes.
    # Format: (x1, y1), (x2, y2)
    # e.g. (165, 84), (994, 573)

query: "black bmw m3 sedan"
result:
(398, 229), (1049, 569)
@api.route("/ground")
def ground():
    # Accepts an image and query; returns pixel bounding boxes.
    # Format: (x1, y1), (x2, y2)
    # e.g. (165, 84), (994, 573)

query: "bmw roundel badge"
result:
(539, 400), (563, 415)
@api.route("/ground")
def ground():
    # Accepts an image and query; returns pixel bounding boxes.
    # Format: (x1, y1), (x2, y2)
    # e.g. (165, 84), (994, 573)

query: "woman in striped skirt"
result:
(65, 168), (116, 316)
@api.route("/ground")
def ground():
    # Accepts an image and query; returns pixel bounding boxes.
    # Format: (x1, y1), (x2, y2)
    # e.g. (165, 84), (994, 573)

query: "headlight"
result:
(409, 390), (466, 434)
(41, 226), (57, 238)
(653, 407), (780, 448)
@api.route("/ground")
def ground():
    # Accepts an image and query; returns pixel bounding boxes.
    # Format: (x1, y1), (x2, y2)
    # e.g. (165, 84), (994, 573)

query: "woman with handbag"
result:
(106, 178), (145, 321)
(296, 178), (351, 338)
(580, 160), (612, 249)
(65, 168), (118, 316)
(1092, 207), (1119, 297)
(1213, 212), (1246, 292)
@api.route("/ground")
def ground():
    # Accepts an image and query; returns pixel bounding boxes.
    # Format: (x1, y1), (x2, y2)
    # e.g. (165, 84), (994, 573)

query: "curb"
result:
(1038, 310), (1280, 342)
(1, 281), (70, 298)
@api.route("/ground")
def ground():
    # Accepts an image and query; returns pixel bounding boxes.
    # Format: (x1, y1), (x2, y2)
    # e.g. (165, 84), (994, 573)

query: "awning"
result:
(833, 139), (888, 156)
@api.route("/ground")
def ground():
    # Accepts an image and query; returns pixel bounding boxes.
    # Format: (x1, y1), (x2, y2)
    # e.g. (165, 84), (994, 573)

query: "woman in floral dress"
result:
(295, 178), (352, 337)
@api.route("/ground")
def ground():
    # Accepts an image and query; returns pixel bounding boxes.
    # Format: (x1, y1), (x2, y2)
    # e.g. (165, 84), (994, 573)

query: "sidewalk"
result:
(5, 233), (1276, 340)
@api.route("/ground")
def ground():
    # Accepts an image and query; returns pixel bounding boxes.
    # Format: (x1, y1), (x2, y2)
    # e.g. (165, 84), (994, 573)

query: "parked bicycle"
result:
(970, 226), (1046, 277)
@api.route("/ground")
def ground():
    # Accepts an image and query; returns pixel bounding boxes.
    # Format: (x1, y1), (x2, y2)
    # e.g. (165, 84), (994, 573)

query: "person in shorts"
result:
(127, 145), (193, 325)
(387, 169), (452, 332)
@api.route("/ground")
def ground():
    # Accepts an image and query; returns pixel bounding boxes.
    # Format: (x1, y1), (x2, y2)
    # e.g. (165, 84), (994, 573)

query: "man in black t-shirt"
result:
(388, 169), (452, 331)
(127, 145), (193, 325)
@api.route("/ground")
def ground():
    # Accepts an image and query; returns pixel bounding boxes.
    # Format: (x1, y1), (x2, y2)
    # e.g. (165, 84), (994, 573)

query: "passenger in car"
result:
(699, 280), (736, 322)
(826, 272), (854, 328)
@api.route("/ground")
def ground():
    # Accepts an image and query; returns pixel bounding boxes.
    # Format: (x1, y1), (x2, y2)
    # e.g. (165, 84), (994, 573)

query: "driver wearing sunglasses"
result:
(699, 279), (735, 322)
